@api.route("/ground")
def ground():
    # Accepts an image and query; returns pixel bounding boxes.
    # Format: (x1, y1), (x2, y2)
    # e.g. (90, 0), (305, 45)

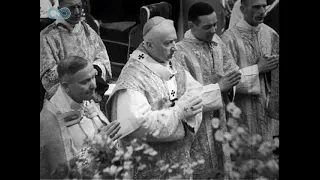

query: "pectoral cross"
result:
(138, 54), (144, 60)
(170, 90), (175, 97)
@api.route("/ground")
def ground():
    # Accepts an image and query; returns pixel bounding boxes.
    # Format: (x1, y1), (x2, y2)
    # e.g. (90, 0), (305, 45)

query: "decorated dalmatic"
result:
(40, 85), (111, 178)
(175, 30), (239, 179)
(106, 43), (223, 179)
(40, 19), (112, 97)
(221, 18), (279, 141)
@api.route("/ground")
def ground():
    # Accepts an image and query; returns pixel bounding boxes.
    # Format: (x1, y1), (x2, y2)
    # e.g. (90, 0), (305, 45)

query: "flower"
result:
(152, 129), (160, 137)
(227, 102), (237, 113)
(258, 141), (272, 155)
(227, 102), (242, 118)
(223, 143), (235, 155)
(134, 145), (144, 151)
(227, 118), (238, 129)
(215, 130), (224, 142)
(266, 159), (279, 170)
(232, 108), (242, 118)
(123, 161), (132, 170)
(124, 152), (131, 160)
(149, 150), (158, 156)
(137, 164), (147, 170)
(171, 163), (180, 169)
(197, 159), (205, 164)
(236, 127), (245, 134)
(126, 146), (133, 154)
(122, 172), (131, 179)
(103, 165), (117, 175)
(211, 118), (220, 129)
(160, 164), (170, 171)
(224, 132), (233, 141)
(251, 134), (262, 145)
(115, 149), (124, 157)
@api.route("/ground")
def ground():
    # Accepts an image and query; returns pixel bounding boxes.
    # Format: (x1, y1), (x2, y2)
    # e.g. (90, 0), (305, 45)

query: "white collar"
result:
(184, 29), (219, 46)
(55, 19), (82, 32)
(130, 49), (177, 81)
(236, 18), (262, 33)
(50, 85), (83, 113)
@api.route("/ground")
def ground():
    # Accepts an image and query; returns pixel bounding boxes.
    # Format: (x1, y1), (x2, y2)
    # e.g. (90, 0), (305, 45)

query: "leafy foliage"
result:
(214, 103), (279, 180)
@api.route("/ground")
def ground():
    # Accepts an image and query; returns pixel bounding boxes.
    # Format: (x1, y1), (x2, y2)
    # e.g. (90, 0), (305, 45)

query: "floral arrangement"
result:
(51, 102), (278, 180)
(213, 103), (279, 180)
(51, 130), (204, 179)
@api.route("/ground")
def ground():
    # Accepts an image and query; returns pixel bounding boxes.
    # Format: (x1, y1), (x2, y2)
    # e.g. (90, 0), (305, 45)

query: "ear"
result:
(188, 21), (195, 30)
(61, 81), (70, 93)
(145, 41), (153, 51)
(240, 5), (246, 14)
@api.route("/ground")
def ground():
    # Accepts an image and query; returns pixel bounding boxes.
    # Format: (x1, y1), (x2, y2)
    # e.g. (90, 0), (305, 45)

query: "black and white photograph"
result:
(40, 0), (279, 179)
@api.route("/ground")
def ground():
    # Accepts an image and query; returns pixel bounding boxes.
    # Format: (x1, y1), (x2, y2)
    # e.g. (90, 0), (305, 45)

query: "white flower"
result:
(227, 118), (238, 128)
(224, 132), (233, 141)
(160, 164), (170, 171)
(152, 129), (160, 137)
(137, 164), (146, 170)
(124, 161), (132, 170)
(223, 143), (235, 155)
(236, 127), (245, 134)
(215, 130), (224, 142)
(197, 159), (205, 164)
(149, 150), (158, 156)
(232, 108), (242, 118)
(266, 159), (279, 170)
(126, 146), (133, 154)
(109, 165), (117, 175)
(227, 102), (237, 113)
(211, 118), (220, 129)
(122, 172), (131, 179)
(103, 165), (117, 175)
(227, 103), (242, 118)
(251, 134), (262, 145)
(134, 145), (144, 151)
(258, 141), (272, 155)
(124, 152), (131, 160)
(115, 149), (124, 157)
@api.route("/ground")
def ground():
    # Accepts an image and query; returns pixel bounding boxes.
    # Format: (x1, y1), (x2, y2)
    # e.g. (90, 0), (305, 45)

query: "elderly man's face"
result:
(241, 0), (267, 26)
(151, 27), (178, 63)
(59, 0), (83, 25)
(66, 63), (97, 103)
(191, 12), (217, 42)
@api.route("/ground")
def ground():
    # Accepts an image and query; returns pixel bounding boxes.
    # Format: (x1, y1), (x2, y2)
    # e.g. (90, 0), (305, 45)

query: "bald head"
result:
(142, 16), (177, 63)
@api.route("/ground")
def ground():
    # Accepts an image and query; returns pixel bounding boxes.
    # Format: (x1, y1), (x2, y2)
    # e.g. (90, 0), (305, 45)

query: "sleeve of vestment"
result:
(111, 89), (186, 142)
(221, 31), (261, 95)
(91, 29), (112, 80)
(184, 70), (223, 112)
(40, 35), (59, 94)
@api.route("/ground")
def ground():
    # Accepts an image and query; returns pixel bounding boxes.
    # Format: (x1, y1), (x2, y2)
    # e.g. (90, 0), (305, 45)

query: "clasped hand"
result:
(258, 54), (279, 73)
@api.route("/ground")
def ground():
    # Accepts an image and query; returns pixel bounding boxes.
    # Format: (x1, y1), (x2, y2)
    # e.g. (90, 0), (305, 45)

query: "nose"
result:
(259, 6), (266, 15)
(209, 25), (216, 34)
(90, 78), (97, 89)
(171, 41), (177, 51)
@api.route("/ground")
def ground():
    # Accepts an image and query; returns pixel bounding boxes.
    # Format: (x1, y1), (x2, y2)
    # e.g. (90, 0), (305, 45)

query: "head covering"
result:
(143, 16), (174, 38)
(228, 0), (243, 28)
